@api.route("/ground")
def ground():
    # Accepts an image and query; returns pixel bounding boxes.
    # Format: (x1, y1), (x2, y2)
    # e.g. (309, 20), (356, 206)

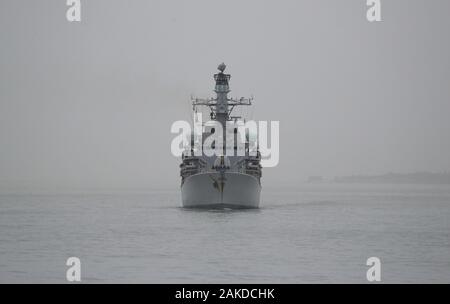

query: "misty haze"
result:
(1, 0), (450, 192)
(0, 0), (449, 284)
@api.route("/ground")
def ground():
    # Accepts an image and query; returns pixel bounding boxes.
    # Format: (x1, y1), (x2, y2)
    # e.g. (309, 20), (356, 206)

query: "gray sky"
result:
(1, 0), (449, 191)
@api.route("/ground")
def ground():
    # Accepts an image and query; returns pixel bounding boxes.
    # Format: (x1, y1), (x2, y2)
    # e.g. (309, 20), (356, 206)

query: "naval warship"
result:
(180, 63), (262, 208)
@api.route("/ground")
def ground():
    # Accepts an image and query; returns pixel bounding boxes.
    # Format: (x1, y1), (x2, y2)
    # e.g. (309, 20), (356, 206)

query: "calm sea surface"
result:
(1, 184), (449, 283)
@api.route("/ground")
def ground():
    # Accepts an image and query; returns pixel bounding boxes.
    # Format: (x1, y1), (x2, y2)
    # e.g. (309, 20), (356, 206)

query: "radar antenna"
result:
(191, 63), (253, 122)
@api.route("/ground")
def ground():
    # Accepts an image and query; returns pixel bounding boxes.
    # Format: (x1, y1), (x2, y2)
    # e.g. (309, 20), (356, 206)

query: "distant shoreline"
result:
(308, 172), (450, 184)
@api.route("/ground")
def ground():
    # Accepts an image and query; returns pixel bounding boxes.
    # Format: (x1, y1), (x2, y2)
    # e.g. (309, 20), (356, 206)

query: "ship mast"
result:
(214, 62), (231, 127)
(191, 63), (253, 155)
(192, 63), (253, 125)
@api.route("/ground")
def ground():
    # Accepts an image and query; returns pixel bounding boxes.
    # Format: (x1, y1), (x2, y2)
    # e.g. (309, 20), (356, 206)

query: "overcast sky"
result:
(1, 0), (449, 191)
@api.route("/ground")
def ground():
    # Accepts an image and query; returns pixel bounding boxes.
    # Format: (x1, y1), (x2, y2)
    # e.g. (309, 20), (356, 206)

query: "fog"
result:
(1, 0), (449, 192)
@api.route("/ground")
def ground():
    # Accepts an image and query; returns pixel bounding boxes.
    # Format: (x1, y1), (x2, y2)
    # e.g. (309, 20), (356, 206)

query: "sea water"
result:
(1, 183), (449, 283)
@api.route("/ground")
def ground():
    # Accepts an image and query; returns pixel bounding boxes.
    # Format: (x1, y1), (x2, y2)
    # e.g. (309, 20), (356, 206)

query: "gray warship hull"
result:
(181, 172), (261, 208)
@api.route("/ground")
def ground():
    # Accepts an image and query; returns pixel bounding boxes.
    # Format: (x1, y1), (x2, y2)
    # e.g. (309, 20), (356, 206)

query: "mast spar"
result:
(191, 63), (253, 123)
